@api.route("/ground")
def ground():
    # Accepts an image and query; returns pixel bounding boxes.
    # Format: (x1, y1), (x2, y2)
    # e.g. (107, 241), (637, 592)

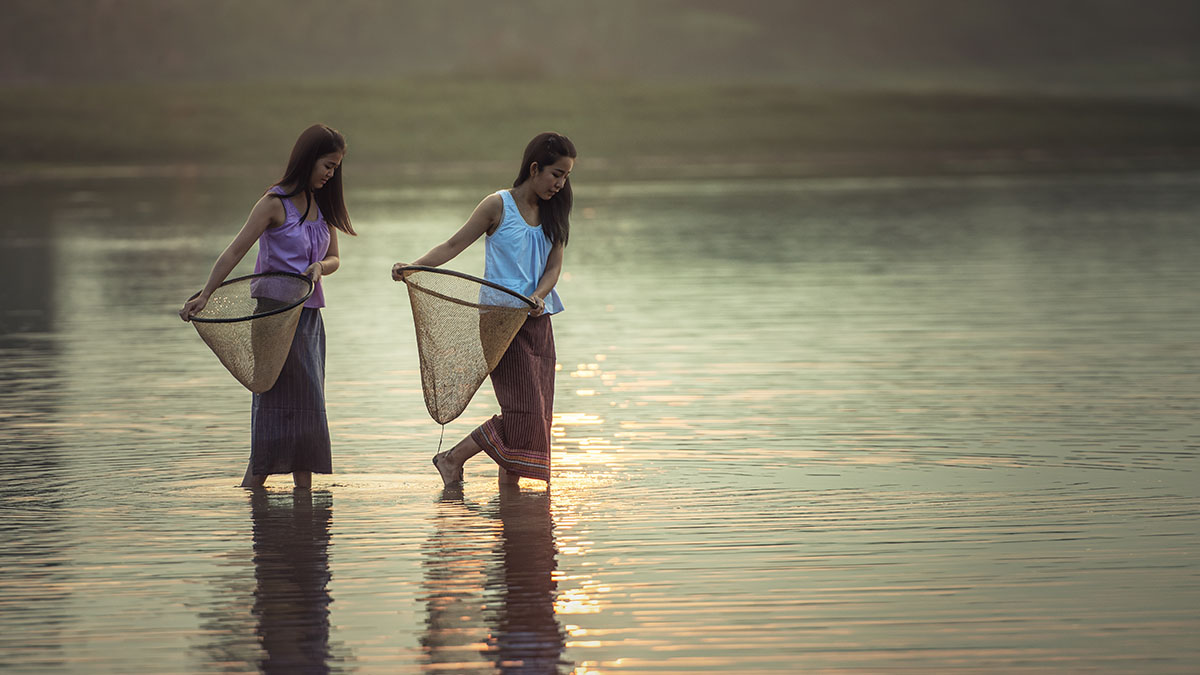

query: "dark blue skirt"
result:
(250, 308), (332, 475)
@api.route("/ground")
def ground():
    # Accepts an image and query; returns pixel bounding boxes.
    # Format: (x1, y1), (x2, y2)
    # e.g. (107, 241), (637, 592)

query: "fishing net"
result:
(188, 272), (314, 393)
(398, 266), (535, 424)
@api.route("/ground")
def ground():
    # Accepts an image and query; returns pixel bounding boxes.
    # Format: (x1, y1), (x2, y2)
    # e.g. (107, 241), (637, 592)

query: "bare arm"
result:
(528, 242), (565, 316)
(391, 194), (502, 280)
(179, 194), (284, 320)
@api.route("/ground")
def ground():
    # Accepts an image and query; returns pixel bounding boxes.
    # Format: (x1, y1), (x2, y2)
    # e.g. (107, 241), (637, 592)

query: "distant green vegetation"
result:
(2, 79), (1200, 181)
(5, 1), (1200, 95)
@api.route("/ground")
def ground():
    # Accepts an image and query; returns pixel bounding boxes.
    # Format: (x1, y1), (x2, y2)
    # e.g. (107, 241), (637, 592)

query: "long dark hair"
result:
(272, 124), (355, 235)
(513, 132), (576, 246)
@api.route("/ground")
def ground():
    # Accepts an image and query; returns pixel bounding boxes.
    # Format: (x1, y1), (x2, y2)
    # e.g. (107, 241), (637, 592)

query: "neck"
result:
(512, 183), (539, 207)
(281, 182), (311, 197)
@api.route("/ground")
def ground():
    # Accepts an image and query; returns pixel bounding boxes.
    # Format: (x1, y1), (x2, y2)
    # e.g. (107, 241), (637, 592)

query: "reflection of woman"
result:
(419, 487), (491, 668)
(420, 486), (566, 672)
(250, 489), (335, 673)
(484, 485), (567, 672)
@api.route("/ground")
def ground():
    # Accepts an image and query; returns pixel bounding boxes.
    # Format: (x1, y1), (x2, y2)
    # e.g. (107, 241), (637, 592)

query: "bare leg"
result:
(240, 463), (267, 488)
(497, 478), (521, 498)
(433, 434), (483, 487)
(292, 471), (312, 489)
(497, 466), (520, 485)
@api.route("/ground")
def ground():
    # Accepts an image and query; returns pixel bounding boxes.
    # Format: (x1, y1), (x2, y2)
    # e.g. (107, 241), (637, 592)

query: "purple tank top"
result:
(255, 186), (331, 308)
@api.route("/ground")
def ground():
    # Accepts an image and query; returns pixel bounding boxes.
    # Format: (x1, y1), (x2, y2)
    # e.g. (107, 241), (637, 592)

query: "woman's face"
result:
(310, 150), (344, 191)
(530, 155), (574, 201)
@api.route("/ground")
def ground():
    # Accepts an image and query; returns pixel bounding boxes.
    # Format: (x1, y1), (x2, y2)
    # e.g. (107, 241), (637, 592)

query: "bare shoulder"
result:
(251, 191), (287, 227)
(477, 192), (505, 218)
(471, 192), (506, 233)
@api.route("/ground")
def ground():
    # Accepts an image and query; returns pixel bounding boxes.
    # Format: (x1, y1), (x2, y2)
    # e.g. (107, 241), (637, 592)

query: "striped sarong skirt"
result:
(471, 314), (555, 482)
(250, 307), (332, 475)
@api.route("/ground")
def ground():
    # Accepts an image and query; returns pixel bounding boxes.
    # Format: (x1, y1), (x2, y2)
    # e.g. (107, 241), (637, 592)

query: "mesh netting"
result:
(189, 272), (314, 393)
(399, 266), (534, 424)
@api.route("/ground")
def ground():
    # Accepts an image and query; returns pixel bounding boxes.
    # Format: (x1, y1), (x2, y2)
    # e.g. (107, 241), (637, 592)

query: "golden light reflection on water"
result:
(554, 412), (621, 470)
(554, 586), (604, 615)
(3, 172), (1200, 673)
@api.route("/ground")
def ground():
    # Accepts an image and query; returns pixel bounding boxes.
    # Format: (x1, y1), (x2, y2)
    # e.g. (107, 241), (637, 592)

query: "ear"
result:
(529, 161), (540, 176)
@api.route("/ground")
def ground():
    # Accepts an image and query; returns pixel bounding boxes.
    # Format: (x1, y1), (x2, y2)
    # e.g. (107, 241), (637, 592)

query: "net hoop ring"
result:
(397, 265), (537, 309)
(187, 272), (315, 324)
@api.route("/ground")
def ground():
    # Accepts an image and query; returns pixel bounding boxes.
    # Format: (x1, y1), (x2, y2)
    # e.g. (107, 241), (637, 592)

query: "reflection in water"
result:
(0, 437), (68, 673)
(484, 486), (567, 672)
(420, 488), (491, 670)
(250, 489), (337, 674)
(422, 486), (567, 673)
(2, 173), (1199, 671)
(0, 183), (68, 670)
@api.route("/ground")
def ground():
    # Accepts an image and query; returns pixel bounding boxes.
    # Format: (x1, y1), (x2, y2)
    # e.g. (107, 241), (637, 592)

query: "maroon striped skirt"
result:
(471, 314), (555, 482)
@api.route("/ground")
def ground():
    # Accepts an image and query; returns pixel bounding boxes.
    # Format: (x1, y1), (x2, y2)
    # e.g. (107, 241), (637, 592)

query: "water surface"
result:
(1, 170), (1198, 673)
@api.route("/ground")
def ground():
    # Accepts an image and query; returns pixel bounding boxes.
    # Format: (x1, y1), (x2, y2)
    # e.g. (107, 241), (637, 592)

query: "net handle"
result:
(396, 265), (537, 309)
(187, 272), (315, 324)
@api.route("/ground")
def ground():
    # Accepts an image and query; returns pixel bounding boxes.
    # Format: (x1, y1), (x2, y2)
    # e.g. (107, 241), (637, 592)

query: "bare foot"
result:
(432, 450), (463, 487)
(439, 483), (465, 502)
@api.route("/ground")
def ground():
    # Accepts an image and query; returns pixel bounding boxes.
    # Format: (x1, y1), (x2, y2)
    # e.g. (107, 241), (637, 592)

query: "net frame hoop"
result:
(187, 272), (314, 324)
(398, 265), (537, 309)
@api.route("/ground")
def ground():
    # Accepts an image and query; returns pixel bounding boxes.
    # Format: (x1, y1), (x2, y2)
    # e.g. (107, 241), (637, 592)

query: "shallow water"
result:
(1, 170), (1199, 673)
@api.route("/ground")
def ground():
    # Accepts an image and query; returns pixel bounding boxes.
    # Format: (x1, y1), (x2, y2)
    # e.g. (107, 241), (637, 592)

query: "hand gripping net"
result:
(188, 272), (314, 393)
(398, 266), (535, 424)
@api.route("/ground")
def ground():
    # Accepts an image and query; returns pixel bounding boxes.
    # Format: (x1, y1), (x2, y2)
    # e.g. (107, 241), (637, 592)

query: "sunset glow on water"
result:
(2, 171), (1198, 673)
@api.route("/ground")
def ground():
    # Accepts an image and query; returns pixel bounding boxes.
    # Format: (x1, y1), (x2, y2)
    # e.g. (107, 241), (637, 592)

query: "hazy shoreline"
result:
(4, 148), (1199, 188)
(3, 80), (1200, 184)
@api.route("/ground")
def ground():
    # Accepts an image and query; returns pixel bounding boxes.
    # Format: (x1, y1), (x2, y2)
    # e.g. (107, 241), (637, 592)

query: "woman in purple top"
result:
(180, 124), (355, 488)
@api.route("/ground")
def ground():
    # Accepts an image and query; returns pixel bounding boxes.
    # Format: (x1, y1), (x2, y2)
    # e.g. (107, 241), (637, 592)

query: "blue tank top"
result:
(482, 190), (564, 314)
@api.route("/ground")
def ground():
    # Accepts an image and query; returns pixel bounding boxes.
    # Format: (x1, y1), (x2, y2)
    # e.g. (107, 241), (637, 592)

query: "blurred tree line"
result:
(1, 0), (1197, 95)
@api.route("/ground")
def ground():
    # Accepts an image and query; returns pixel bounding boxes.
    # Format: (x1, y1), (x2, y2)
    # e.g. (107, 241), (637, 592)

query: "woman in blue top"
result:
(393, 132), (576, 487)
